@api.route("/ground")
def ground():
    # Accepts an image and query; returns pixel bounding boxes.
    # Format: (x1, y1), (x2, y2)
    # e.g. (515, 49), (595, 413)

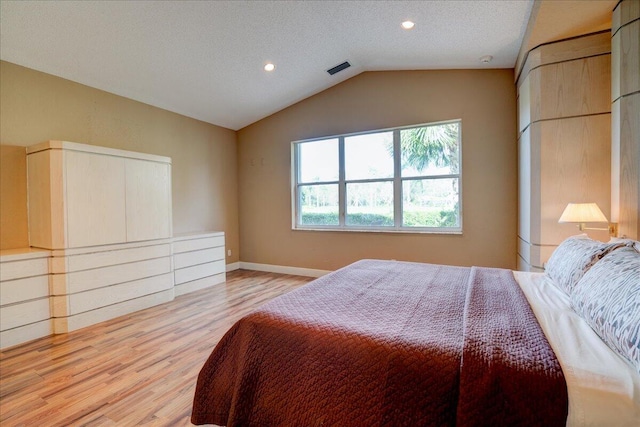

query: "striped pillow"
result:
(545, 235), (623, 295)
(571, 247), (640, 372)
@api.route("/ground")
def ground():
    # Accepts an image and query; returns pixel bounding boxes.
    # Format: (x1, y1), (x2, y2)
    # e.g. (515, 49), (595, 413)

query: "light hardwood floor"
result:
(0, 270), (313, 426)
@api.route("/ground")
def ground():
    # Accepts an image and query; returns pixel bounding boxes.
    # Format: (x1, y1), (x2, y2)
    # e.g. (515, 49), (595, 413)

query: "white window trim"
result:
(291, 120), (462, 234)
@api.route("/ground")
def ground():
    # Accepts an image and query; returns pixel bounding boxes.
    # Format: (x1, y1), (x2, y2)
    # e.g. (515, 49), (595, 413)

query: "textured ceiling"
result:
(0, 1), (533, 130)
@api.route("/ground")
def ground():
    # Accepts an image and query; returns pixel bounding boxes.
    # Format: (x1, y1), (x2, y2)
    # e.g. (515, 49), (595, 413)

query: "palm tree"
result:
(400, 123), (459, 173)
(395, 123), (460, 228)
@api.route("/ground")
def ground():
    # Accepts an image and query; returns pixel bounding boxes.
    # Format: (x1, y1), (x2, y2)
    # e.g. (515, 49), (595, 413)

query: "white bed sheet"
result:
(514, 271), (640, 426)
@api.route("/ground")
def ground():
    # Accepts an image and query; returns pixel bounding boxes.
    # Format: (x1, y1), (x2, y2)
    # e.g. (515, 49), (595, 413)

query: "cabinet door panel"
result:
(65, 151), (127, 247)
(126, 159), (172, 241)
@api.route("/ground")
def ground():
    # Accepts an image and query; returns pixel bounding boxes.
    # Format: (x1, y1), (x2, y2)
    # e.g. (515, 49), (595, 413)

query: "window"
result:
(292, 120), (461, 232)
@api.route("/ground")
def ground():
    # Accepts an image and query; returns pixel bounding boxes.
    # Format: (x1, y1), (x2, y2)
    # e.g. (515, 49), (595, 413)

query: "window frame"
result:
(291, 119), (462, 234)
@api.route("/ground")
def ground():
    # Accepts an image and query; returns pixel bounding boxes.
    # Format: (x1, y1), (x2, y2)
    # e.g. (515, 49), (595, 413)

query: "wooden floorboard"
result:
(0, 270), (313, 427)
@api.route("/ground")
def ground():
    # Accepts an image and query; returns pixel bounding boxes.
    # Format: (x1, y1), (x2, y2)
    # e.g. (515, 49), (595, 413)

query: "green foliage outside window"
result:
(295, 120), (461, 231)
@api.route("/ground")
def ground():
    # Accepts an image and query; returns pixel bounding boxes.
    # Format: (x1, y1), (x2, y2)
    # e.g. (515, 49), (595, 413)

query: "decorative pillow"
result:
(571, 247), (640, 372)
(545, 235), (624, 295)
(610, 237), (640, 252)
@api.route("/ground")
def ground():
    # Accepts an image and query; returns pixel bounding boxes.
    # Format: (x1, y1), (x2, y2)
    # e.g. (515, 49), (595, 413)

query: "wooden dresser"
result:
(0, 141), (227, 349)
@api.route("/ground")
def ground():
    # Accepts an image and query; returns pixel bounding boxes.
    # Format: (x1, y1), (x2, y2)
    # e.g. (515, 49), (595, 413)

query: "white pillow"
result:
(545, 235), (624, 295)
(571, 246), (640, 373)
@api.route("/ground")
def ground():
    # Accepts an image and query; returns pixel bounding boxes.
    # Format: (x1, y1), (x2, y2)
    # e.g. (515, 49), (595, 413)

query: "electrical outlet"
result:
(227, 249), (232, 257)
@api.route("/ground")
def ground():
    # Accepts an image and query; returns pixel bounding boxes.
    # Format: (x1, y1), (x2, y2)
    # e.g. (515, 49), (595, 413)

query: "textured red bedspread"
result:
(192, 260), (567, 426)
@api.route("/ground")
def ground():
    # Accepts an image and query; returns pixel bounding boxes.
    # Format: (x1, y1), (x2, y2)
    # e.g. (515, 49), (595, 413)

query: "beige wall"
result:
(237, 70), (518, 271)
(0, 61), (239, 262)
(0, 145), (28, 248)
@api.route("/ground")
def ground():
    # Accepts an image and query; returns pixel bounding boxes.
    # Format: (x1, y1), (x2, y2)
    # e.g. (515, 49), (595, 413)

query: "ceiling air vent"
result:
(327, 61), (351, 76)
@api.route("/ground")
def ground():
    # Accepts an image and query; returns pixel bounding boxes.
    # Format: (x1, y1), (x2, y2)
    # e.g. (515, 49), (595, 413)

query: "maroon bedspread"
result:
(192, 260), (567, 426)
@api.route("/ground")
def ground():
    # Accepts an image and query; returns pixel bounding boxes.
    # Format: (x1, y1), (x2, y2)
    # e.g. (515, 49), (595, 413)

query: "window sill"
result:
(292, 227), (463, 235)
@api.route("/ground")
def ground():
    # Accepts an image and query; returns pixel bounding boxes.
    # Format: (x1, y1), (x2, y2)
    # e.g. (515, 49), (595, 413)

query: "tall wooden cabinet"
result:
(26, 141), (174, 332)
(611, 0), (640, 239)
(517, 32), (612, 271)
(27, 141), (172, 249)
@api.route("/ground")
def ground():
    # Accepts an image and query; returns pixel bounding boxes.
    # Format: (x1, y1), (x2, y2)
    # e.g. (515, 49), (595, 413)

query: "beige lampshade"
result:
(558, 203), (608, 223)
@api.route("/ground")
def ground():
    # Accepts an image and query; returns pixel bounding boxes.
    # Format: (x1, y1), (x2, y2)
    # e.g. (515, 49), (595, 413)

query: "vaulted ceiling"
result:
(0, 1), (615, 131)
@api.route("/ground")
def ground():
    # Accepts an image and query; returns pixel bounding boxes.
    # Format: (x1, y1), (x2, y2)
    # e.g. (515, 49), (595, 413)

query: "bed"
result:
(192, 237), (640, 426)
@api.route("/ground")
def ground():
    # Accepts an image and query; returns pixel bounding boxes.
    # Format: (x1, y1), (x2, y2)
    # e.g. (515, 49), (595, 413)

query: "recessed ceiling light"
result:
(264, 63), (275, 72)
(401, 21), (415, 30)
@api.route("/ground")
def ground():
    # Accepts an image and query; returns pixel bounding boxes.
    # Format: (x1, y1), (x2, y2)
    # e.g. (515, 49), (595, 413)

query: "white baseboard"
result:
(226, 262), (240, 272)
(238, 262), (330, 278)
